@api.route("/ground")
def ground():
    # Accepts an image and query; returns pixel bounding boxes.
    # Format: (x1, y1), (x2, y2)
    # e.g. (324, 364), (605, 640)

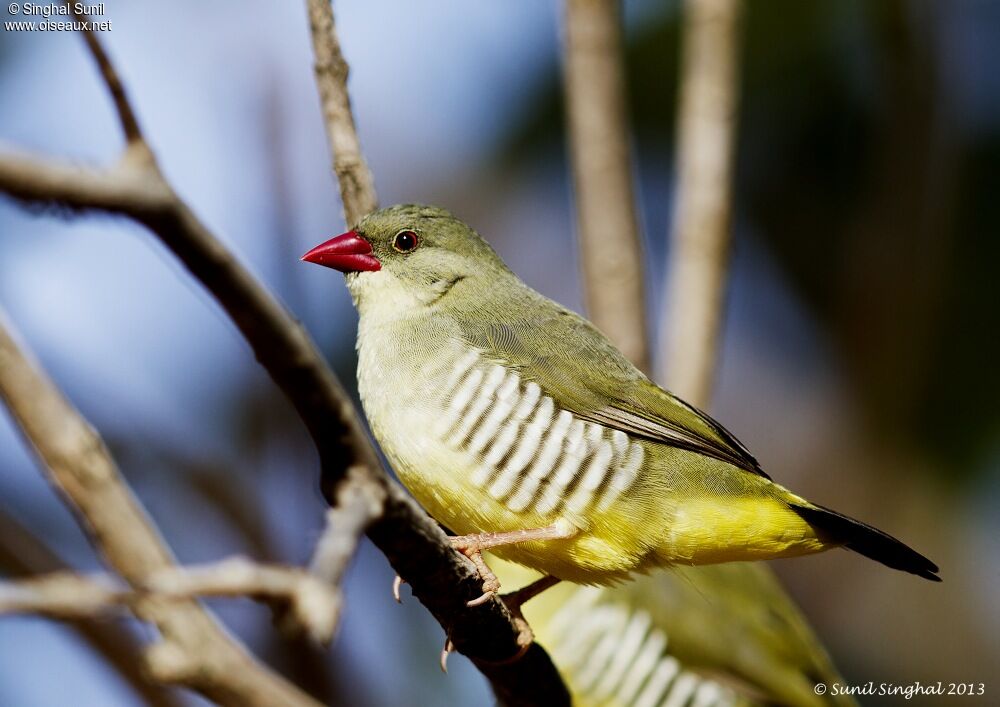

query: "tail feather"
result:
(792, 503), (941, 582)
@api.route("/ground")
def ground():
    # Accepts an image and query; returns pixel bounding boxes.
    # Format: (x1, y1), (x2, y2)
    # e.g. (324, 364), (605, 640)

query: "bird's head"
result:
(302, 204), (511, 316)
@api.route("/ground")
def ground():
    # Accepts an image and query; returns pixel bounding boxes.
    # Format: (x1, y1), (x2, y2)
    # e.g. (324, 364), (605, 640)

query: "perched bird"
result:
(302, 204), (939, 600)
(493, 557), (857, 707)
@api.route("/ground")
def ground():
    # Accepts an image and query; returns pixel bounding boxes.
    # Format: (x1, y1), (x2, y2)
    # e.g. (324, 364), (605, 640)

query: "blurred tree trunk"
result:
(662, 0), (743, 405)
(564, 0), (650, 373)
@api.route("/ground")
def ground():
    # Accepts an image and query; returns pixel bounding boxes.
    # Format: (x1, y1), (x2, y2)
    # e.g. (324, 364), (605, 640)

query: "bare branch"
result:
(0, 557), (340, 642)
(0, 144), (167, 210)
(309, 466), (381, 588)
(153, 558), (341, 644)
(0, 509), (185, 707)
(305, 0), (378, 226)
(661, 0), (743, 406)
(0, 571), (131, 619)
(65, 0), (142, 144)
(563, 0), (649, 373)
(0, 315), (323, 707)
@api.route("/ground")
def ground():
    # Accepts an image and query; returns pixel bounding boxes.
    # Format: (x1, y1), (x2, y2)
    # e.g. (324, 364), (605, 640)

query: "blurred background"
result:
(1, 0), (997, 704)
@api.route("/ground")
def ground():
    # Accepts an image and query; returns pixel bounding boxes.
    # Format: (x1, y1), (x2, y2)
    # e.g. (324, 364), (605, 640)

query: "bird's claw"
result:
(392, 574), (405, 603)
(465, 589), (494, 607)
(437, 579), (551, 674)
(440, 637), (455, 673)
(450, 538), (501, 607)
(439, 619), (529, 674)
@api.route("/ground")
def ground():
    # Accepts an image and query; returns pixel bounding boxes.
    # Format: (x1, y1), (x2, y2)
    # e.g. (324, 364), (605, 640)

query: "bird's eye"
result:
(392, 230), (420, 253)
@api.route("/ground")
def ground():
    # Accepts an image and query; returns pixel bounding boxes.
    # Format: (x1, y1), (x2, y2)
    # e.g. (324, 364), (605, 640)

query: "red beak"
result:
(301, 231), (381, 272)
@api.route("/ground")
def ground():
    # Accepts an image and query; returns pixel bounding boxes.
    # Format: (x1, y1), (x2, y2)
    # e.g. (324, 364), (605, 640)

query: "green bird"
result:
(302, 204), (939, 601)
(493, 557), (857, 707)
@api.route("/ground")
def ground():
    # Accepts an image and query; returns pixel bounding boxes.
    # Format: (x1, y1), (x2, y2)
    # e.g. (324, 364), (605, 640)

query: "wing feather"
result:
(455, 296), (767, 478)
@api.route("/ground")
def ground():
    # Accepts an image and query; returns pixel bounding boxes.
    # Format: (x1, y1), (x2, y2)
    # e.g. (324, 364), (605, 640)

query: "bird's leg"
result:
(391, 523), (574, 607)
(440, 575), (562, 672)
(450, 522), (576, 607)
(501, 574), (561, 617)
(498, 574), (561, 654)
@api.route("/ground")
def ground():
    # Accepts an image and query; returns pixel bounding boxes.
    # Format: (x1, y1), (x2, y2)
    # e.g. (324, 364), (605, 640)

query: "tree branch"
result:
(305, 0), (378, 226)
(0, 571), (131, 619)
(309, 467), (380, 588)
(0, 558), (340, 644)
(152, 557), (339, 643)
(661, 0), (743, 406)
(65, 0), (142, 144)
(0, 509), (185, 707)
(563, 0), (649, 373)
(0, 314), (323, 707)
(0, 9), (570, 704)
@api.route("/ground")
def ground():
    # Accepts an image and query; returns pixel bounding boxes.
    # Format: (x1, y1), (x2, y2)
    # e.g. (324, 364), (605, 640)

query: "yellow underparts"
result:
(655, 496), (830, 566)
(441, 491), (832, 586)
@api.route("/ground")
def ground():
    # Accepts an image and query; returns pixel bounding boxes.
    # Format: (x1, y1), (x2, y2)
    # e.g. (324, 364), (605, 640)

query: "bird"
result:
(302, 204), (939, 603)
(494, 557), (858, 707)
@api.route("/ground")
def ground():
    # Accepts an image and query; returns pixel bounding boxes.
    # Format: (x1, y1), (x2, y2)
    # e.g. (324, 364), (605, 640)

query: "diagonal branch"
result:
(65, 0), (142, 144)
(563, 0), (649, 373)
(0, 313), (323, 707)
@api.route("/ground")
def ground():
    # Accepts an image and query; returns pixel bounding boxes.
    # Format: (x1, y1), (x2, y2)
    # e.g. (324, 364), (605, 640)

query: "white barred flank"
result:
(446, 364), (505, 447)
(436, 351), (644, 518)
(633, 657), (681, 707)
(545, 588), (738, 706)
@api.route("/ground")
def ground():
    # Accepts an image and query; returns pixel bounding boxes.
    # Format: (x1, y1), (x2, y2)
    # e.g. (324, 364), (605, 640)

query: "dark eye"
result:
(392, 230), (419, 253)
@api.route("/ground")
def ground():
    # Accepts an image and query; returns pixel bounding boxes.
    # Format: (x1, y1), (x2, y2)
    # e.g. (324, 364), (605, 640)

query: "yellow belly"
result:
(358, 336), (828, 585)
(389, 438), (658, 585)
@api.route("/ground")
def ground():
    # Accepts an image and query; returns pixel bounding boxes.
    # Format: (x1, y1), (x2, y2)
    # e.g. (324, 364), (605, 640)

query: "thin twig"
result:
(563, 0), (649, 373)
(0, 315), (323, 707)
(305, 0), (378, 226)
(661, 0), (743, 406)
(64, 0), (142, 144)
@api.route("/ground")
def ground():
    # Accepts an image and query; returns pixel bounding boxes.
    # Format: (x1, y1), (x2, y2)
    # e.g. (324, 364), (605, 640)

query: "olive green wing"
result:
(455, 296), (766, 477)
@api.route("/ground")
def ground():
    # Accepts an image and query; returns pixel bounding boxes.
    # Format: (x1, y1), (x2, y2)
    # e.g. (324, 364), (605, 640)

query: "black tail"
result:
(792, 503), (940, 581)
